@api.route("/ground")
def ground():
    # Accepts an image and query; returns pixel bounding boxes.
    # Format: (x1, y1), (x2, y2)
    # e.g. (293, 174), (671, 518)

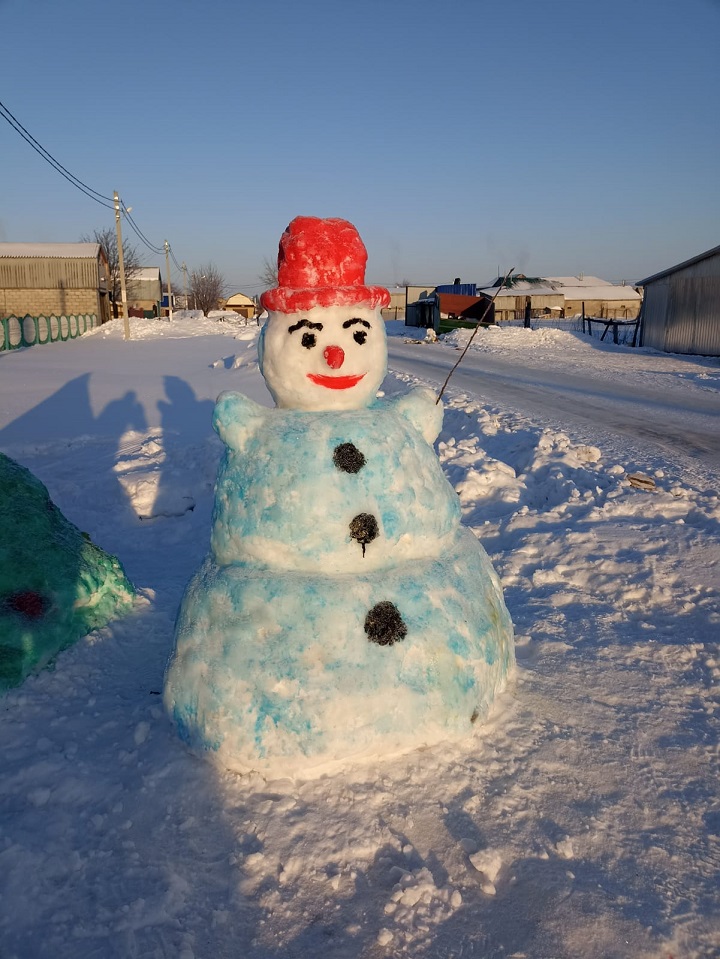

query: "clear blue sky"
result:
(2, 0), (719, 294)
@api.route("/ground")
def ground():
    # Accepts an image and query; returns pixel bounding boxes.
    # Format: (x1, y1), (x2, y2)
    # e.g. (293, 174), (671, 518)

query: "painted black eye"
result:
(353, 329), (367, 345)
(301, 332), (317, 349)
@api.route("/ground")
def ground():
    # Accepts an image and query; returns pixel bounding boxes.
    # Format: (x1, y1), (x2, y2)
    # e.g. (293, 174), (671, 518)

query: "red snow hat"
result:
(260, 216), (390, 313)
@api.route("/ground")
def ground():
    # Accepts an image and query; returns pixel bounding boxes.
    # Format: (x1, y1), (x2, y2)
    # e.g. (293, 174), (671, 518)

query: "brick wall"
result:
(0, 287), (100, 318)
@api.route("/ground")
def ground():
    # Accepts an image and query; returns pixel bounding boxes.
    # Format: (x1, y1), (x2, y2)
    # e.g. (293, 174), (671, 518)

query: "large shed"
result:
(0, 242), (111, 324)
(636, 245), (720, 355)
(126, 266), (162, 317)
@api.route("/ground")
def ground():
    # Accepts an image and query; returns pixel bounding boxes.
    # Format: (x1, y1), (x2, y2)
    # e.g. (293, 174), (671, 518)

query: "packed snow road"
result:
(387, 336), (720, 470)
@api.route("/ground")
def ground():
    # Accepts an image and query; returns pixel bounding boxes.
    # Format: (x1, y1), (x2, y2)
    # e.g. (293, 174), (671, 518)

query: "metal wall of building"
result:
(641, 251), (720, 355)
(0, 256), (102, 290)
(640, 281), (670, 350)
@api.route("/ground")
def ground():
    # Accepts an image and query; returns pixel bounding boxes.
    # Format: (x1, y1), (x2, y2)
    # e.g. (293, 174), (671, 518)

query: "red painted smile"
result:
(307, 372), (366, 390)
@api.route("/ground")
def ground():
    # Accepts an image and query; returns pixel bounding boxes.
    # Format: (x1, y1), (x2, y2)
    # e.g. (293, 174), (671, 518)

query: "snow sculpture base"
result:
(165, 526), (513, 779)
(0, 452), (134, 691)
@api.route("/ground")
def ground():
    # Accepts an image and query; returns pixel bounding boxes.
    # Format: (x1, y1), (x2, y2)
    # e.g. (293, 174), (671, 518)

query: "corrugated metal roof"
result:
(481, 278), (639, 301)
(545, 275), (613, 288)
(551, 285), (640, 301)
(480, 283), (560, 298)
(0, 242), (101, 258)
(636, 244), (720, 286)
(133, 267), (161, 281)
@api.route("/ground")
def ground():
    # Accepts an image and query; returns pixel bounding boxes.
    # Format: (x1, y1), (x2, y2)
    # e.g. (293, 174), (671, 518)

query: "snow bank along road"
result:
(387, 337), (720, 470)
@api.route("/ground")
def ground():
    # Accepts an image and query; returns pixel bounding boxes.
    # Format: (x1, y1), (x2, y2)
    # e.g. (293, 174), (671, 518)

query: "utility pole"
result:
(181, 261), (188, 311)
(113, 191), (130, 340)
(165, 240), (173, 321)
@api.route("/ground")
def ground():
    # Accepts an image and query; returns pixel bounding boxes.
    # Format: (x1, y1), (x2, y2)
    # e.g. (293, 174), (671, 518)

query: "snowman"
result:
(164, 216), (514, 778)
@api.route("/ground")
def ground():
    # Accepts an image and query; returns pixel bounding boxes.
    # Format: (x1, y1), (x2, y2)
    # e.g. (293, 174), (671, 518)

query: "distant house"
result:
(0, 242), (111, 323)
(636, 245), (720, 356)
(480, 274), (641, 322)
(545, 276), (641, 320)
(224, 292), (255, 318)
(126, 266), (162, 317)
(480, 277), (564, 322)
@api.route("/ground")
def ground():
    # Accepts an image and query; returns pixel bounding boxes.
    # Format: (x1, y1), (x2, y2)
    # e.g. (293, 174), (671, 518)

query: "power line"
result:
(0, 99), (184, 268)
(121, 202), (165, 256)
(0, 98), (115, 209)
(168, 246), (183, 273)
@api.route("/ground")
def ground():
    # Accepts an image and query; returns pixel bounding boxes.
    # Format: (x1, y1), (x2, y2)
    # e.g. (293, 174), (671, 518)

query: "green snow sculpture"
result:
(0, 452), (135, 690)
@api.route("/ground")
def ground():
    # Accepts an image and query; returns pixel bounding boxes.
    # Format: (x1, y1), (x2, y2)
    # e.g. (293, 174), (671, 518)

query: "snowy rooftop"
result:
(546, 276), (641, 300)
(480, 282), (561, 298)
(0, 242), (101, 259)
(132, 267), (162, 282)
(480, 275), (641, 301)
(545, 275), (612, 287)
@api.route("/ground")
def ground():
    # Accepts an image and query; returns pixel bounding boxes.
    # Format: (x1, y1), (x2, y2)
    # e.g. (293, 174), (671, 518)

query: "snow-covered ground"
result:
(1, 315), (718, 959)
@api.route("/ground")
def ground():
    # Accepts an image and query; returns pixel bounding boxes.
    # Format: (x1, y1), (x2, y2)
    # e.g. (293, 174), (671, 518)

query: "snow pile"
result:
(0, 316), (718, 957)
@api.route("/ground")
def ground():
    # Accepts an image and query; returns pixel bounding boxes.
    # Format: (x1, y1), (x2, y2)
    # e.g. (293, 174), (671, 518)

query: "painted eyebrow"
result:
(288, 318), (324, 333)
(342, 318), (371, 329)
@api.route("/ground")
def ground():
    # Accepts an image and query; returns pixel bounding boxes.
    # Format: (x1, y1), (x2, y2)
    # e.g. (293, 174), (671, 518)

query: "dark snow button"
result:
(365, 601), (408, 646)
(333, 442), (366, 473)
(349, 513), (378, 556)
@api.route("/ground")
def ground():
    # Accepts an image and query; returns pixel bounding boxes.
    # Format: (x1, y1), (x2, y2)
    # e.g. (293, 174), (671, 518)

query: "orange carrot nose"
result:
(324, 345), (345, 369)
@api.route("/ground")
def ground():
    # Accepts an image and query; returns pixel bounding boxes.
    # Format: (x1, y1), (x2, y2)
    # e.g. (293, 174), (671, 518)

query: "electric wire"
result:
(0, 99), (185, 268)
(169, 249), (183, 273)
(0, 99), (115, 209)
(121, 203), (165, 256)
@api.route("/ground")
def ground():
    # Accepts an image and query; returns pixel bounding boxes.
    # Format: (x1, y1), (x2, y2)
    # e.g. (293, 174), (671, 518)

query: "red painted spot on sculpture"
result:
(6, 590), (48, 619)
(323, 345), (345, 369)
(306, 372), (366, 390)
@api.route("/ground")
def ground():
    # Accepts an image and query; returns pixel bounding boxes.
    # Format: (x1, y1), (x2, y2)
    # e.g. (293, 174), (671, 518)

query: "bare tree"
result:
(258, 255), (278, 288)
(81, 227), (141, 318)
(189, 263), (227, 315)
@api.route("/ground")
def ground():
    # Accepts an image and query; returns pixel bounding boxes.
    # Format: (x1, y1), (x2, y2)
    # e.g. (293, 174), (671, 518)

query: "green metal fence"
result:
(0, 314), (98, 351)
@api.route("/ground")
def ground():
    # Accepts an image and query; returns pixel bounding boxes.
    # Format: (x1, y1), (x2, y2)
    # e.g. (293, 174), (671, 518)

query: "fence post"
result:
(20, 314), (38, 347)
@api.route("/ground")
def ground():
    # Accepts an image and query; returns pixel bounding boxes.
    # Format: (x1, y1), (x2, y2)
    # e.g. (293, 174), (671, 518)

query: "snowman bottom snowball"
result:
(164, 527), (514, 779)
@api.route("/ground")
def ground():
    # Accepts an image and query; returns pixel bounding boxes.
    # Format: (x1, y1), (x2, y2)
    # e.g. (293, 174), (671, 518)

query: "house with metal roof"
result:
(480, 274), (641, 322)
(544, 276), (641, 320)
(0, 242), (111, 324)
(126, 266), (163, 317)
(479, 276), (565, 322)
(636, 245), (720, 356)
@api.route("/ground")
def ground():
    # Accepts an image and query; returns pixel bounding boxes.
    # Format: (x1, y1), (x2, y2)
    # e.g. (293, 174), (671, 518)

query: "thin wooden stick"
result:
(436, 266), (515, 404)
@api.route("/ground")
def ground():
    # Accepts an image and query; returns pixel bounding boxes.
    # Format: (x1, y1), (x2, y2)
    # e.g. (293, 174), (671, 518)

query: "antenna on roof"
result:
(436, 265), (515, 405)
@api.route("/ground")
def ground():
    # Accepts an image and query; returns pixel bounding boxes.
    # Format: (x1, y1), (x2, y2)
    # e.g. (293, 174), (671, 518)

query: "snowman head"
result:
(259, 217), (390, 411)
